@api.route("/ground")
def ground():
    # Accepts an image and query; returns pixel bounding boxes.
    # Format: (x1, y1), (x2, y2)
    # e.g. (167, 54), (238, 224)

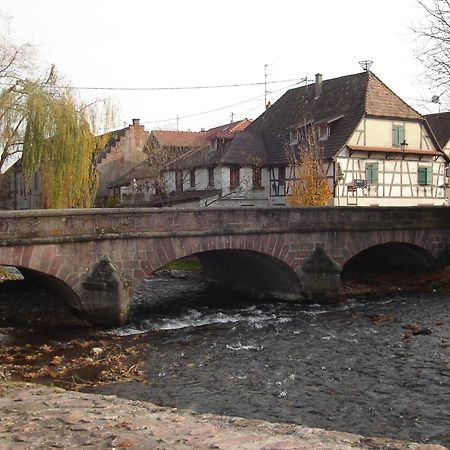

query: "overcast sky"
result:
(0, 0), (440, 132)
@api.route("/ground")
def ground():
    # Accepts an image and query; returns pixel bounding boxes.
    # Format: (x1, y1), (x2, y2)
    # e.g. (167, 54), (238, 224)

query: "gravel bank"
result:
(0, 383), (446, 450)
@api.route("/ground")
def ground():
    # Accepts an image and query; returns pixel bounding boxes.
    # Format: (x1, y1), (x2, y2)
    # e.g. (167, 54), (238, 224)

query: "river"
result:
(1, 273), (450, 447)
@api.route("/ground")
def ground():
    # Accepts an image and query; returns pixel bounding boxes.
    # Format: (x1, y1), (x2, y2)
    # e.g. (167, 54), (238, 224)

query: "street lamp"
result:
(400, 140), (408, 198)
(400, 140), (408, 153)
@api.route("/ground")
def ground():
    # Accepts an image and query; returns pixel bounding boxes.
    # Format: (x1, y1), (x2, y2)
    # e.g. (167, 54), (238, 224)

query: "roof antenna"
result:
(359, 60), (373, 72)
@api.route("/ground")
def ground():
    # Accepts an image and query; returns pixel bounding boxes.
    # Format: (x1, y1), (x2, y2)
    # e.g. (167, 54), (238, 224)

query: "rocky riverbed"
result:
(1, 268), (450, 449)
(0, 382), (446, 449)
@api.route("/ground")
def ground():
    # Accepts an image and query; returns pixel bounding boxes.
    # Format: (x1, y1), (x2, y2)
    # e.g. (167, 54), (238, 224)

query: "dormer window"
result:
(319, 124), (330, 141)
(290, 129), (299, 145)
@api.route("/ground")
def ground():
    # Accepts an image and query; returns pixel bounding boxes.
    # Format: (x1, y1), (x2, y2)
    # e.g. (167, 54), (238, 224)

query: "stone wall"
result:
(0, 207), (449, 324)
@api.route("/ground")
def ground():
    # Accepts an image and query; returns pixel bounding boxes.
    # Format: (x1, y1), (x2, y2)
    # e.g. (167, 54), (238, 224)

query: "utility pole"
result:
(264, 64), (271, 109)
(230, 112), (234, 123)
(176, 115), (179, 131)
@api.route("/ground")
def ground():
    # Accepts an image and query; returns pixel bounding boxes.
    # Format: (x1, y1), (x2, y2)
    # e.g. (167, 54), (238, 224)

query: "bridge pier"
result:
(80, 256), (132, 326)
(301, 244), (342, 302)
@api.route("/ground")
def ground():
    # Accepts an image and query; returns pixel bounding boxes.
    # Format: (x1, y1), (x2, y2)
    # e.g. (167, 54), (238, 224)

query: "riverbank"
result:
(0, 382), (446, 449)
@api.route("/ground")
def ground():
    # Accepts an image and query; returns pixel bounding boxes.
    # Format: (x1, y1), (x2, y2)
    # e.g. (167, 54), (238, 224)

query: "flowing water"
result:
(1, 274), (450, 447)
(91, 275), (450, 447)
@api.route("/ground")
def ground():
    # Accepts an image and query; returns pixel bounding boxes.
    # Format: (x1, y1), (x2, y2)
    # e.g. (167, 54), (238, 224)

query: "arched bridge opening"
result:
(131, 249), (304, 317)
(0, 265), (82, 325)
(195, 250), (303, 301)
(341, 243), (437, 290)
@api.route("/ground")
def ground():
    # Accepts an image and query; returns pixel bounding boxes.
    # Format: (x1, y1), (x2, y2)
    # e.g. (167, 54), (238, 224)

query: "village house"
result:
(110, 119), (252, 206)
(1, 72), (448, 210)
(0, 160), (41, 210)
(96, 119), (149, 206)
(172, 70), (449, 207)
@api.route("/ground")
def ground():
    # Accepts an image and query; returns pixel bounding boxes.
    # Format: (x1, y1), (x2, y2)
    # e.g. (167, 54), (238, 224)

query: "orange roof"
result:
(151, 130), (208, 148)
(347, 145), (443, 156)
(365, 73), (422, 120)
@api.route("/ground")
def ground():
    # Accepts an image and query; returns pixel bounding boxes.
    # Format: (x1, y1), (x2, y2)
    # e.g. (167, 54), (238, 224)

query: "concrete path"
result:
(0, 384), (446, 450)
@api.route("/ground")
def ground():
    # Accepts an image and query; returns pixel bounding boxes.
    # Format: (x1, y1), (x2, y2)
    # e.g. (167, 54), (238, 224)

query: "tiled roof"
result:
(425, 112), (450, 148)
(365, 74), (422, 120)
(160, 120), (252, 169)
(205, 118), (252, 139)
(151, 119), (252, 149)
(152, 130), (208, 148)
(241, 71), (425, 164)
(108, 160), (154, 187)
(222, 131), (267, 165)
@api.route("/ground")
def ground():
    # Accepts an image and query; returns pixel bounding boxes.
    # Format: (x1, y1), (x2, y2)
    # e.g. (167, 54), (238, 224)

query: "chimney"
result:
(315, 73), (323, 100)
(131, 118), (142, 146)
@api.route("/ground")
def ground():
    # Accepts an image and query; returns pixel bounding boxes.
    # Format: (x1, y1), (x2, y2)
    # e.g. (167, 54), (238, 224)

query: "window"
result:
(278, 166), (286, 186)
(230, 167), (240, 190)
(319, 124), (330, 140)
(392, 123), (405, 148)
(252, 167), (262, 189)
(189, 169), (196, 188)
(366, 162), (378, 185)
(418, 166), (432, 186)
(208, 167), (215, 187)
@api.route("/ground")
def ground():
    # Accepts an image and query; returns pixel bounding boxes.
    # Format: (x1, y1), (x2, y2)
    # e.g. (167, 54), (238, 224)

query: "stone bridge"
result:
(0, 207), (449, 325)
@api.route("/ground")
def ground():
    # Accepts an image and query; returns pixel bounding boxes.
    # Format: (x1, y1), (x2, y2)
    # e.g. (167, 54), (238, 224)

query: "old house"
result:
(0, 160), (41, 210)
(110, 119), (252, 206)
(96, 119), (149, 206)
(184, 71), (448, 207)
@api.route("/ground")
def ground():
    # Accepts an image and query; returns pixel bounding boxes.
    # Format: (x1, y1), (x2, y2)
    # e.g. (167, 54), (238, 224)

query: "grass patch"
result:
(161, 258), (202, 271)
(0, 266), (23, 283)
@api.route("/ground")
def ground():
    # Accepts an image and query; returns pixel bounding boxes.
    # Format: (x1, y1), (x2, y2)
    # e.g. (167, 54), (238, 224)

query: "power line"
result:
(98, 80), (303, 132)
(68, 77), (303, 92)
(139, 80), (304, 127)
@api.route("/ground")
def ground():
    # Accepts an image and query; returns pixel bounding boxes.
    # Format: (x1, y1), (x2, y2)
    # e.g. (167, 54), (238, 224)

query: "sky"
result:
(0, 0), (441, 133)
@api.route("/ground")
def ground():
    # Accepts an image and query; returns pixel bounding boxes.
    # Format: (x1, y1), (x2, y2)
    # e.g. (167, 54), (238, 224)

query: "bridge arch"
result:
(130, 235), (304, 301)
(191, 249), (302, 300)
(0, 265), (82, 316)
(342, 242), (437, 275)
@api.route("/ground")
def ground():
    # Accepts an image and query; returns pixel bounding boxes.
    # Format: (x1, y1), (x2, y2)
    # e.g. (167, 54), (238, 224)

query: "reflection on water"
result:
(90, 276), (450, 447)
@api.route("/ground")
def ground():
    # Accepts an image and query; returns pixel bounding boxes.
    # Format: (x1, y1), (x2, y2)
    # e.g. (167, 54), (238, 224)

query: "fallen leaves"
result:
(0, 333), (148, 390)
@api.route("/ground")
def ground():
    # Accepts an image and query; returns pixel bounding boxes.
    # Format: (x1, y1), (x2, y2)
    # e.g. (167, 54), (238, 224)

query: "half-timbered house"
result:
(210, 70), (449, 207)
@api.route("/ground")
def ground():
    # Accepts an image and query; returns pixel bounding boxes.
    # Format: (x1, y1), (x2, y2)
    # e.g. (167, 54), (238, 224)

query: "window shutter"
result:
(426, 167), (432, 185)
(418, 167), (425, 185)
(366, 163), (378, 184)
(392, 125), (400, 147)
(392, 124), (405, 148)
(418, 167), (431, 185)
(399, 126), (405, 146)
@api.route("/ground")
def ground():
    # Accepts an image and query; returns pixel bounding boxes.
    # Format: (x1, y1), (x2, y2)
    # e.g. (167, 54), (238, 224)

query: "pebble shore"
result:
(0, 383), (446, 450)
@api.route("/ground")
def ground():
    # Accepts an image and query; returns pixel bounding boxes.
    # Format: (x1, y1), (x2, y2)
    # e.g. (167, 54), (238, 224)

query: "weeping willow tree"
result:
(286, 126), (332, 207)
(20, 74), (115, 208)
(0, 32), (115, 208)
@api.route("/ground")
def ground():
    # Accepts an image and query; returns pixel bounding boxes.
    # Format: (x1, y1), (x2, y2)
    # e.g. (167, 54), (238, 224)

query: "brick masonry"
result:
(0, 207), (449, 324)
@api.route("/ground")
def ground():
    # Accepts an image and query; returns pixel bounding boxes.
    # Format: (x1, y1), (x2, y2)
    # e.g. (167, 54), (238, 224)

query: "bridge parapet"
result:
(1, 206), (449, 246)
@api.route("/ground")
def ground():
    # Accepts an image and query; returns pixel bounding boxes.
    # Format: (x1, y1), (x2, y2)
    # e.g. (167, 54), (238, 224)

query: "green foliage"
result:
(161, 258), (202, 271)
(0, 34), (116, 209)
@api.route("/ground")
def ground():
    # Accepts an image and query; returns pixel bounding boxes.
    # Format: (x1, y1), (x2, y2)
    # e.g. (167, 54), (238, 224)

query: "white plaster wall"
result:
(349, 118), (437, 151)
(196, 168), (209, 190)
(334, 152), (447, 206)
(163, 171), (176, 193)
